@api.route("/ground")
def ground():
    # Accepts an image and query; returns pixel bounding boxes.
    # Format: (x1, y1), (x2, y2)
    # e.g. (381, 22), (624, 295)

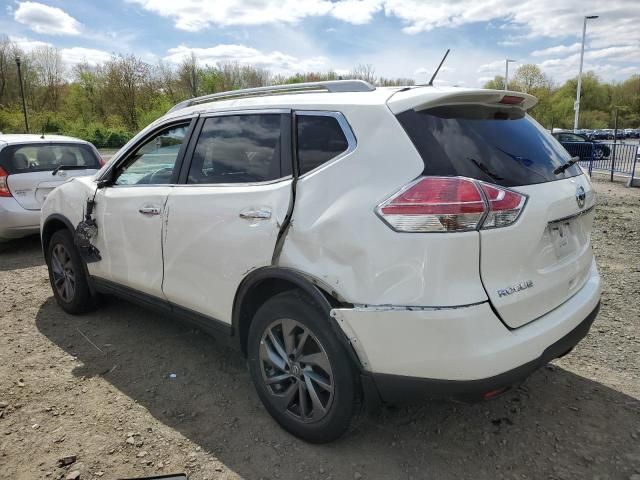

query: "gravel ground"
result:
(0, 177), (639, 480)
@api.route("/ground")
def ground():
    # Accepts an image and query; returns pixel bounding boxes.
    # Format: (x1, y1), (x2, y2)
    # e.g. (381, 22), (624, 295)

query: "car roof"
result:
(0, 134), (90, 146)
(162, 83), (537, 122)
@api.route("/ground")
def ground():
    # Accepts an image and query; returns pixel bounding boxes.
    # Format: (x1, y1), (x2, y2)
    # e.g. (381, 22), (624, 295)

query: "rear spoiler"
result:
(387, 88), (538, 114)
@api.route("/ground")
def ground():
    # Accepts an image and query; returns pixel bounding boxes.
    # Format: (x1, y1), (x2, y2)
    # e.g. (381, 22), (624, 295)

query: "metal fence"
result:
(559, 141), (639, 182)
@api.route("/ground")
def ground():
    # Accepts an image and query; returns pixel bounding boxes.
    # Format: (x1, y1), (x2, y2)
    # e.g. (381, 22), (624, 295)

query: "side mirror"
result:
(96, 169), (114, 189)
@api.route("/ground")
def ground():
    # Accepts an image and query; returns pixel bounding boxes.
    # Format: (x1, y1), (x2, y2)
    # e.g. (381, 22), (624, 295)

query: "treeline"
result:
(483, 65), (640, 130)
(1, 33), (638, 148)
(0, 36), (413, 147)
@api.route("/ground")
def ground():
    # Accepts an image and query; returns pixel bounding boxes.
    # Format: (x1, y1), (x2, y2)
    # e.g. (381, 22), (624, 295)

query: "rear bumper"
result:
(370, 302), (599, 403)
(0, 197), (40, 240)
(331, 259), (601, 403)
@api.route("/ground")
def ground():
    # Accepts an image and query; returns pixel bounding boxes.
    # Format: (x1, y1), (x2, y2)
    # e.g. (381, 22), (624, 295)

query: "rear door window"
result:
(187, 114), (285, 184)
(296, 114), (349, 175)
(0, 143), (100, 174)
(396, 106), (582, 187)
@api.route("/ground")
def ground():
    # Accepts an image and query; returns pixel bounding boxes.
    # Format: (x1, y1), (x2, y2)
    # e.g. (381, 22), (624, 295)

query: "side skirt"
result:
(91, 276), (236, 347)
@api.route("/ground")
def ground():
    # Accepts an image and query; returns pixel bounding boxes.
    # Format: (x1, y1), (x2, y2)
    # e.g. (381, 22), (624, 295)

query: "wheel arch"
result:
(41, 214), (76, 258)
(232, 267), (351, 357)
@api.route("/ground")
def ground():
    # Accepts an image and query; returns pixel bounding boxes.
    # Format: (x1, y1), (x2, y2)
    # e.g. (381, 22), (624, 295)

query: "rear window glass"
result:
(396, 106), (582, 187)
(297, 115), (349, 175)
(0, 143), (100, 174)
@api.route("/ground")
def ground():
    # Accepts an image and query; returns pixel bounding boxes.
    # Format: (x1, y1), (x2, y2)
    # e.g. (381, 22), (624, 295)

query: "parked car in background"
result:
(41, 82), (601, 442)
(552, 132), (611, 159)
(0, 134), (102, 241)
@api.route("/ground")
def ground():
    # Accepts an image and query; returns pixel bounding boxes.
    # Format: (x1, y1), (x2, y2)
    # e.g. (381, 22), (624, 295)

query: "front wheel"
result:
(247, 290), (360, 443)
(46, 229), (96, 314)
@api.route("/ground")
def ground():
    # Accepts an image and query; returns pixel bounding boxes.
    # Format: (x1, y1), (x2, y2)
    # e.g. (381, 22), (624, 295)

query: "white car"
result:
(0, 134), (102, 241)
(41, 81), (601, 442)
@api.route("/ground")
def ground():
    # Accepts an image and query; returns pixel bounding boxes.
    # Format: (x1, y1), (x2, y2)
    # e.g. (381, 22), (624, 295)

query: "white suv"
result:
(41, 81), (601, 442)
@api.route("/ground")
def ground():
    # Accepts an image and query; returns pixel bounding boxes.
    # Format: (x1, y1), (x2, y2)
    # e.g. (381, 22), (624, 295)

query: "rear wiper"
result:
(554, 156), (580, 175)
(51, 165), (91, 175)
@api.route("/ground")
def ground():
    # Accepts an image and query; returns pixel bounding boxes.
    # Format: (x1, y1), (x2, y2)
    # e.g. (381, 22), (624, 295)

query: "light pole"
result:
(504, 59), (516, 90)
(15, 56), (29, 133)
(574, 15), (599, 131)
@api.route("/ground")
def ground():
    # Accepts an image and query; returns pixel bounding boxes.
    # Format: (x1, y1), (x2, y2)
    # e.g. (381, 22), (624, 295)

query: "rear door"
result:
(1, 143), (100, 210)
(394, 98), (596, 328)
(162, 111), (292, 324)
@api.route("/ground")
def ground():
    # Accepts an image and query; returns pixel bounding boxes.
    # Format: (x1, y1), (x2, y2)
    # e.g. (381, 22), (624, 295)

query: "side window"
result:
(297, 114), (349, 175)
(187, 114), (283, 184)
(114, 124), (189, 186)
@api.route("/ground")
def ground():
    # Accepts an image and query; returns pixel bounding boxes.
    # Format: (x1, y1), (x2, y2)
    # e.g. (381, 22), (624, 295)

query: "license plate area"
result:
(548, 217), (578, 259)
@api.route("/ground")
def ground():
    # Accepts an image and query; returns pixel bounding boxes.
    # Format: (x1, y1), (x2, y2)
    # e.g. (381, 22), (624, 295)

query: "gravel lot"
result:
(1, 177), (639, 480)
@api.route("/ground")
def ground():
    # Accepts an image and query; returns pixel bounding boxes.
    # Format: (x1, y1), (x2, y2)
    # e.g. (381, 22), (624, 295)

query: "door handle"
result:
(239, 208), (271, 220)
(139, 206), (162, 216)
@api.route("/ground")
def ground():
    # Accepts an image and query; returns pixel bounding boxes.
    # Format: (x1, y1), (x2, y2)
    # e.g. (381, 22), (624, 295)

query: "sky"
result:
(1, 0), (639, 87)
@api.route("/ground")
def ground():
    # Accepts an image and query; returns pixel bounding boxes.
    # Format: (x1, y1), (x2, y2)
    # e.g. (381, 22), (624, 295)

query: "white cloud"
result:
(330, 0), (382, 24)
(128, 0), (331, 30)
(531, 43), (582, 57)
(10, 36), (111, 68)
(164, 44), (327, 75)
(60, 47), (113, 66)
(478, 60), (507, 74)
(9, 35), (52, 52)
(14, 1), (82, 36)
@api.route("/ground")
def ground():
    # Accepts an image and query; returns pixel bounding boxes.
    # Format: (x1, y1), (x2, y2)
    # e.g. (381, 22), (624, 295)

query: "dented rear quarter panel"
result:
(278, 104), (488, 307)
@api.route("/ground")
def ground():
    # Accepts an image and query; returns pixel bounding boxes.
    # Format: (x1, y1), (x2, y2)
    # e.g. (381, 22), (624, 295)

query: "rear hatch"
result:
(391, 88), (595, 328)
(0, 142), (101, 210)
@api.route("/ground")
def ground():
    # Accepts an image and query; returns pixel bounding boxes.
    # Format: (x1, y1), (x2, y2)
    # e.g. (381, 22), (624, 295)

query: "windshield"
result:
(396, 105), (582, 187)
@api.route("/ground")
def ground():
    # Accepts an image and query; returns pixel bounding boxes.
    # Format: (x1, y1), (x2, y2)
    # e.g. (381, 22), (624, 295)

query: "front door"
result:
(89, 121), (193, 298)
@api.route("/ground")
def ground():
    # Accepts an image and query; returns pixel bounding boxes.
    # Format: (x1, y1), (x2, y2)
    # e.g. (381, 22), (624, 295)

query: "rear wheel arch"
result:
(233, 267), (348, 357)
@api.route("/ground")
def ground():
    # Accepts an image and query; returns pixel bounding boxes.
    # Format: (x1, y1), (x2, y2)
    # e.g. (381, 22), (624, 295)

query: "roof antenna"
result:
(427, 49), (450, 86)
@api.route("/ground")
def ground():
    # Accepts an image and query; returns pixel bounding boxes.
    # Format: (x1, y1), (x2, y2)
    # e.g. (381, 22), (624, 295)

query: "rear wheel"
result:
(247, 290), (360, 443)
(46, 229), (95, 314)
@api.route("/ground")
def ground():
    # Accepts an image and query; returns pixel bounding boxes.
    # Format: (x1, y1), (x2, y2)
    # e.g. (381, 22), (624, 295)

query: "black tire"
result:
(247, 290), (360, 443)
(46, 229), (95, 314)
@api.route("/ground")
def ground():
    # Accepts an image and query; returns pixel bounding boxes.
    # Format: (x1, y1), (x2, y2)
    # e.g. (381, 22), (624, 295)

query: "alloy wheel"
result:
(259, 318), (334, 423)
(50, 243), (76, 303)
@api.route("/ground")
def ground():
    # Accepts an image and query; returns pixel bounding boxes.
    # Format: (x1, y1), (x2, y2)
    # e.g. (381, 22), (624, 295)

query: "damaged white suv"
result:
(41, 80), (601, 443)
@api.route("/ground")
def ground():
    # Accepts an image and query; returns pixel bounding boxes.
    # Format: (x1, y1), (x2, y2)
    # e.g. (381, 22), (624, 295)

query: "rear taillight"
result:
(479, 183), (527, 229)
(376, 176), (527, 233)
(0, 166), (12, 197)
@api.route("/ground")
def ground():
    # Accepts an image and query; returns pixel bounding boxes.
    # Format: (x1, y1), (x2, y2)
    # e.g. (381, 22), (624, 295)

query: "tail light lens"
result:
(0, 166), (12, 197)
(479, 183), (527, 229)
(376, 176), (527, 233)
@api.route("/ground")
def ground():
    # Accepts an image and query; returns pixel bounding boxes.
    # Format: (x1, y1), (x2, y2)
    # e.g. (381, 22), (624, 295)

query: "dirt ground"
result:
(1, 176), (639, 480)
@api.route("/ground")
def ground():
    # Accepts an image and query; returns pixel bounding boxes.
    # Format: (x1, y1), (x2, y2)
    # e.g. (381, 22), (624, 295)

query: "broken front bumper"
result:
(330, 259), (601, 403)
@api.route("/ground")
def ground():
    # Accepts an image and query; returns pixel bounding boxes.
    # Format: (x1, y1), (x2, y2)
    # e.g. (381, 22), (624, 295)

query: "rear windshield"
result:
(0, 143), (100, 174)
(396, 106), (582, 187)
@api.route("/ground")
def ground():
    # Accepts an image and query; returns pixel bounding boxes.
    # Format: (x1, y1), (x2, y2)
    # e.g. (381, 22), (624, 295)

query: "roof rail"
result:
(167, 80), (376, 113)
